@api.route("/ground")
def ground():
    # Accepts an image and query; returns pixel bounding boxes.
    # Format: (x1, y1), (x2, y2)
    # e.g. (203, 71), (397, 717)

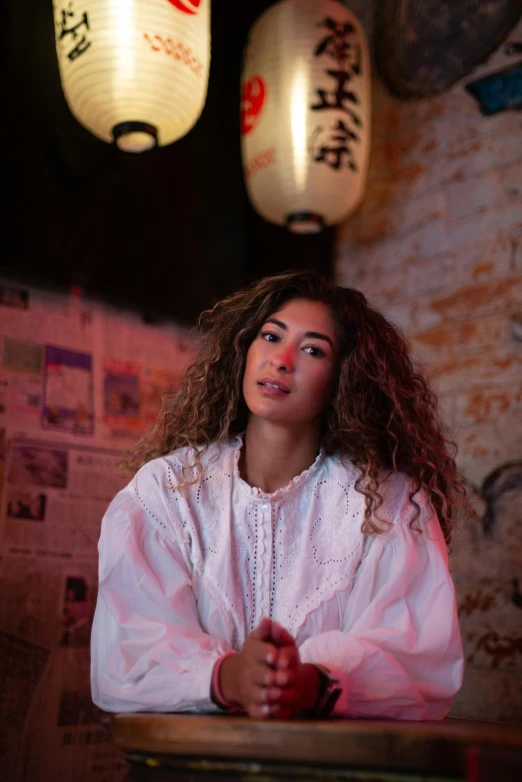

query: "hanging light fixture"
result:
(53, 0), (210, 153)
(241, 0), (370, 233)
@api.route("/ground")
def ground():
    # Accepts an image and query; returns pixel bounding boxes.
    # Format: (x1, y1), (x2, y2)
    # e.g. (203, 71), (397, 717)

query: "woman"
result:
(91, 271), (465, 719)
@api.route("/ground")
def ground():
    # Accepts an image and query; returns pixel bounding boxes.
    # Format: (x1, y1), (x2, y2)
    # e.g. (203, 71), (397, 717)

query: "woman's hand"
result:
(218, 619), (321, 719)
(268, 622), (321, 718)
(219, 618), (281, 718)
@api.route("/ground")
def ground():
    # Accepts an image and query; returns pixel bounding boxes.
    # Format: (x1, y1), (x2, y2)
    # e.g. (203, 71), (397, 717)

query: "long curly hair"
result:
(121, 271), (466, 542)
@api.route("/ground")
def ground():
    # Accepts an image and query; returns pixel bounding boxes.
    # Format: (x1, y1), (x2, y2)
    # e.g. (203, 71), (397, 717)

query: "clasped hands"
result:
(217, 618), (320, 718)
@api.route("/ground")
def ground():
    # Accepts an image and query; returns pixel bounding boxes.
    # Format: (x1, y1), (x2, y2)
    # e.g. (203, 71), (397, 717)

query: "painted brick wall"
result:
(335, 17), (522, 722)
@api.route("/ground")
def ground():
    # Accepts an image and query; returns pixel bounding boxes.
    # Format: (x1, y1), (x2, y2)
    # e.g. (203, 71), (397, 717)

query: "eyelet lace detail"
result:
(271, 474), (364, 638)
(143, 440), (367, 651)
(231, 433), (324, 500)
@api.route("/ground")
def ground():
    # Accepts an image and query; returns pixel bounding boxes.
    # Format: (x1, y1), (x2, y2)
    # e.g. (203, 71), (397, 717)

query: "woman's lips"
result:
(257, 378), (290, 395)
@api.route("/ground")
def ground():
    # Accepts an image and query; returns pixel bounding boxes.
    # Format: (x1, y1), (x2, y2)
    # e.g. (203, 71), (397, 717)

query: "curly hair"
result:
(121, 271), (466, 543)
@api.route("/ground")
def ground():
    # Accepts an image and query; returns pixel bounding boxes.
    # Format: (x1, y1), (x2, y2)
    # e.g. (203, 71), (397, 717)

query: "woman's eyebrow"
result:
(265, 317), (287, 330)
(265, 318), (334, 349)
(305, 331), (334, 348)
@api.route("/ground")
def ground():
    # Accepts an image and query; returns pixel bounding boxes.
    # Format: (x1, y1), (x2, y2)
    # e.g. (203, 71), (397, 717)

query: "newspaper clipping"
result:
(0, 440), (127, 782)
(0, 281), (195, 781)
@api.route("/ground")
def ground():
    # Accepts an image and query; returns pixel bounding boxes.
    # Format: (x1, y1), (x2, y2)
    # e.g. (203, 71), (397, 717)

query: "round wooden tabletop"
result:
(113, 714), (522, 776)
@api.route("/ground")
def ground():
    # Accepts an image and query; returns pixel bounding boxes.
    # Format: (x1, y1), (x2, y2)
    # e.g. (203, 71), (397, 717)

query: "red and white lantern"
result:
(241, 0), (370, 232)
(54, 0), (210, 152)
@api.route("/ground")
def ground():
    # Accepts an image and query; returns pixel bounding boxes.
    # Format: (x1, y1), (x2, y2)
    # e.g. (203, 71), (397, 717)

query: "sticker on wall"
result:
(465, 63), (522, 115)
(42, 346), (94, 435)
(3, 338), (44, 419)
(103, 358), (142, 434)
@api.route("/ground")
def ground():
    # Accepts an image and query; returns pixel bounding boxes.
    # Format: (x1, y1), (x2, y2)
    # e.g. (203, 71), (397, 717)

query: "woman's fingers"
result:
(246, 687), (300, 718)
(247, 635), (279, 665)
(256, 640), (278, 667)
(267, 686), (300, 707)
(270, 622), (295, 647)
(249, 685), (271, 705)
(247, 702), (278, 719)
(269, 705), (292, 719)
(250, 617), (273, 641)
(245, 638), (279, 667)
(274, 668), (294, 687)
(240, 622), (301, 717)
(276, 645), (299, 670)
(247, 700), (294, 719)
(250, 664), (276, 688)
(245, 667), (293, 707)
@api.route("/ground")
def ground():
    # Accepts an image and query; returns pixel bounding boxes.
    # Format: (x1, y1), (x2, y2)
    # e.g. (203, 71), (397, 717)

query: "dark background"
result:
(4, 1), (334, 325)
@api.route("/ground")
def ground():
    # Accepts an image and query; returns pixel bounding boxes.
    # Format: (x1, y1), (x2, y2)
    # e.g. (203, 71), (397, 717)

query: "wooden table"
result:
(113, 713), (522, 782)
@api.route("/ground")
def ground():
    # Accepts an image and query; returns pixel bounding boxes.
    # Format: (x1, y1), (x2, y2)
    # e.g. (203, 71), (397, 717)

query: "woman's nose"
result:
(271, 345), (295, 372)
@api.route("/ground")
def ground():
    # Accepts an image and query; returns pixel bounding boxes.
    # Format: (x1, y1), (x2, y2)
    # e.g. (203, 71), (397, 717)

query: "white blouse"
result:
(91, 437), (463, 719)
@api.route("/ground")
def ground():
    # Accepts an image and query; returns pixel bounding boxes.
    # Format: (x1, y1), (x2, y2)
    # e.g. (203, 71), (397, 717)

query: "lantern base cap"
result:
(286, 212), (324, 234)
(113, 122), (158, 153)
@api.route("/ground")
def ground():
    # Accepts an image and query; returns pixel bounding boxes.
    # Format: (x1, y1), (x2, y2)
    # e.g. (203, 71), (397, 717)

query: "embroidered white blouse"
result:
(91, 437), (463, 719)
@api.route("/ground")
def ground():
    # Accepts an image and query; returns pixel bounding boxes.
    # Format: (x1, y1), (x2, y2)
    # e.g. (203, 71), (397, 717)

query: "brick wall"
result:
(335, 18), (522, 722)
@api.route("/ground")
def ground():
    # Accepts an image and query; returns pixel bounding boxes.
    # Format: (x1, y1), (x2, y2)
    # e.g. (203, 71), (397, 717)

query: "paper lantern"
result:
(241, 0), (370, 232)
(53, 0), (210, 153)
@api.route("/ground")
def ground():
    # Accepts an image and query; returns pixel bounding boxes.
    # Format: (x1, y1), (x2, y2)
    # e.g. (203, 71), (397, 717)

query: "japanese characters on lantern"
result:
(54, 0), (210, 152)
(241, 0), (370, 232)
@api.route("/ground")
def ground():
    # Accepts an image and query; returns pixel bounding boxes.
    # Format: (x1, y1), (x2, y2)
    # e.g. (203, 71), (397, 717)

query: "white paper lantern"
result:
(53, 0), (211, 153)
(241, 0), (370, 232)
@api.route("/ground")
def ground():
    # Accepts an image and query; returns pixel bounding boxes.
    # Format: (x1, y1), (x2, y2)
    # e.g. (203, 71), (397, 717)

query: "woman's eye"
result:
(304, 345), (324, 357)
(260, 330), (279, 342)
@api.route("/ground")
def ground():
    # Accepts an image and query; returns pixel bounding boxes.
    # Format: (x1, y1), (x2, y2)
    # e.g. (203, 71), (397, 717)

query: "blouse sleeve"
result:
(90, 463), (234, 713)
(298, 483), (464, 720)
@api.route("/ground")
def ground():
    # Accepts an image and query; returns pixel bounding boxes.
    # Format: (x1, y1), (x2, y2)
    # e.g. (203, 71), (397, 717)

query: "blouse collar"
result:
(230, 433), (325, 501)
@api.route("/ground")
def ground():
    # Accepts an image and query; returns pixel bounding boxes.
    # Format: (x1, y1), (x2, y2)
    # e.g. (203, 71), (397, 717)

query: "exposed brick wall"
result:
(335, 17), (522, 722)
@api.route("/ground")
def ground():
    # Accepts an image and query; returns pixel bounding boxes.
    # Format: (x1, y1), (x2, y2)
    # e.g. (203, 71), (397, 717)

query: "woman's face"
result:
(243, 298), (339, 425)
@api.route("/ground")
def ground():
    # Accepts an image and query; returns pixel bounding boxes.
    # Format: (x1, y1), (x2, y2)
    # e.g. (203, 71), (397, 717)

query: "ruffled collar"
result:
(230, 433), (325, 501)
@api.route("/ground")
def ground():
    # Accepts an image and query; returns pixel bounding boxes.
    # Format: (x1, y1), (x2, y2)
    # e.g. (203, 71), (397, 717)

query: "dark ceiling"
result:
(5, 1), (334, 325)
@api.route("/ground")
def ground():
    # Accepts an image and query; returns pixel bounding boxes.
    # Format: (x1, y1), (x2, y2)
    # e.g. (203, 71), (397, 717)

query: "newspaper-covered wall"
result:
(0, 281), (196, 782)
